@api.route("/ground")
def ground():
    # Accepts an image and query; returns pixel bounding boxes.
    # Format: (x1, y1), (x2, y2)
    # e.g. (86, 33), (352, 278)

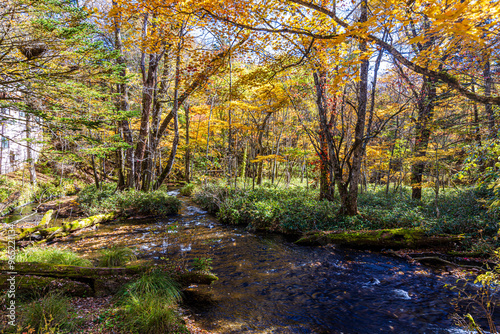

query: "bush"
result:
(121, 270), (182, 303)
(193, 183), (499, 240)
(13, 246), (92, 267)
(180, 183), (195, 196)
(78, 184), (181, 216)
(98, 247), (137, 267)
(117, 270), (187, 334)
(120, 293), (188, 334)
(19, 292), (80, 333)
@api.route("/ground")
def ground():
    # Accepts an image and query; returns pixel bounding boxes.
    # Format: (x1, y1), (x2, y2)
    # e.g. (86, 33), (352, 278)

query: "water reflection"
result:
(52, 195), (498, 334)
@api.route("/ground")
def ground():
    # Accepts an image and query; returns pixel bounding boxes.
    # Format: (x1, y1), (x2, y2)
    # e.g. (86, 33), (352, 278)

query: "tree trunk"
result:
(112, 1), (134, 189)
(25, 113), (36, 187)
(185, 103), (191, 183)
(483, 53), (495, 138)
(152, 33), (183, 190)
(313, 70), (335, 201)
(340, 0), (369, 215)
(411, 76), (437, 200)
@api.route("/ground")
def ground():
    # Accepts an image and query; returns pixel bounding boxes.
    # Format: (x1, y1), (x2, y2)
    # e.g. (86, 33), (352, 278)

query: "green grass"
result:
(10, 246), (92, 266)
(116, 270), (187, 334)
(119, 293), (188, 334)
(120, 270), (182, 303)
(18, 292), (81, 333)
(193, 182), (499, 242)
(98, 246), (137, 267)
(78, 183), (181, 216)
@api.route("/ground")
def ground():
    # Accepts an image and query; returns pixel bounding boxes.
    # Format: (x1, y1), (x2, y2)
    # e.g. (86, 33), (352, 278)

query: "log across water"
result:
(0, 261), (218, 297)
(296, 228), (463, 249)
(14, 212), (119, 242)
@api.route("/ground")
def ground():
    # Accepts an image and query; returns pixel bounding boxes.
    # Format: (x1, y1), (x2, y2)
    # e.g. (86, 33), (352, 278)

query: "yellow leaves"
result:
(250, 154), (286, 163)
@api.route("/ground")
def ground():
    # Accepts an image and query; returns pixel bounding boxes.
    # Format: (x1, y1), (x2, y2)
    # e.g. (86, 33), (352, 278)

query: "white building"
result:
(0, 106), (41, 174)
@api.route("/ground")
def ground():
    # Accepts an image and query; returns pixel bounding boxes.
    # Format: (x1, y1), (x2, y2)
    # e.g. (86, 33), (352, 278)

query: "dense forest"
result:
(1, 0), (500, 333)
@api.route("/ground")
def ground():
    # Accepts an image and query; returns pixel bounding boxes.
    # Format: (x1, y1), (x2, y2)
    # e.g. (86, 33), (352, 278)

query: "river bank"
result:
(2, 185), (499, 333)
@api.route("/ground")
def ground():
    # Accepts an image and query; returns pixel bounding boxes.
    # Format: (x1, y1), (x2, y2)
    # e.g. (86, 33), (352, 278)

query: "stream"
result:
(41, 191), (500, 333)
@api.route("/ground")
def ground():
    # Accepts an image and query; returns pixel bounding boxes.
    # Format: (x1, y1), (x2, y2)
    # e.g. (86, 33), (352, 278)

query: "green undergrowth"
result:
(193, 183), (499, 243)
(98, 246), (137, 267)
(179, 183), (195, 196)
(78, 183), (181, 216)
(1, 246), (92, 267)
(17, 292), (82, 334)
(115, 269), (188, 334)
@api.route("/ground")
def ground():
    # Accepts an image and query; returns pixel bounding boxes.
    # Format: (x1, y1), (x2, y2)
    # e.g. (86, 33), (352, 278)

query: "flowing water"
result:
(50, 191), (498, 333)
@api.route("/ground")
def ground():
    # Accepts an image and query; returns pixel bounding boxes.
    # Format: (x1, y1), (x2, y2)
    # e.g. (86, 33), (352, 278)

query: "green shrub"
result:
(117, 270), (187, 334)
(98, 247), (137, 267)
(193, 183), (233, 214)
(180, 183), (195, 196)
(192, 257), (213, 272)
(78, 184), (181, 216)
(13, 246), (92, 267)
(134, 191), (181, 216)
(120, 293), (188, 334)
(193, 183), (499, 240)
(19, 292), (80, 333)
(121, 270), (182, 303)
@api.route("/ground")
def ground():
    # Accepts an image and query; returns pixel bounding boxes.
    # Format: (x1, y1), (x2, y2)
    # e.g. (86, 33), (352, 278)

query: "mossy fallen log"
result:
(39, 209), (54, 227)
(0, 261), (218, 297)
(0, 274), (93, 297)
(14, 212), (118, 241)
(296, 228), (463, 250)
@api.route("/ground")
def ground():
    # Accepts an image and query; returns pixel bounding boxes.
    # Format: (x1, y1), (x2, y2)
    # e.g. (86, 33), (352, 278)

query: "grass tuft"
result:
(13, 246), (92, 267)
(19, 292), (80, 333)
(98, 246), (137, 267)
(116, 270), (187, 334)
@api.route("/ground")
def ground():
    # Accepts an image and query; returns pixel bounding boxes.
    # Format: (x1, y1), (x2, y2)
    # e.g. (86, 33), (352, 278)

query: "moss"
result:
(296, 228), (463, 250)
(0, 274), (93, 297)
(38, 209), (54, 226)
(15, 212), (118, 241)
(175, 271), (218, 287)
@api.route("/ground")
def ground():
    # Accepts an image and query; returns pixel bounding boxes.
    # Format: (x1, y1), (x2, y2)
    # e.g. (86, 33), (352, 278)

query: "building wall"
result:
(0, 107), (42, 174)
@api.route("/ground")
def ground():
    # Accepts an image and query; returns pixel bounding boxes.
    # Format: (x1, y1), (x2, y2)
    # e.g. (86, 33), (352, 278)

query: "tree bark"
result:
(411, 76), (437, 200)
(483, 53), (495, 138)
(185, 103), (191, 182)
(152, 32), (183, 190)
(340, 0), (369, 215)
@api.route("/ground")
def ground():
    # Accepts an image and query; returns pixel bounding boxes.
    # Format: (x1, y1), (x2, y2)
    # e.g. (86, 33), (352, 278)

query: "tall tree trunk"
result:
(206, 96), (214, 163)
(340, 0), (369, 215)
(112, 1), (134, 189)
(152, 31), (183, 190)
(227, 50), (233, 183)
(313, 70), (335, 201)
(135, 53), (161, 186)
(483, 54), (495, 138)
(25, 113), (36, 187)
(411, 76), (437, 200)
(472, 84), (481, 146)
(184, 103), (191, 183)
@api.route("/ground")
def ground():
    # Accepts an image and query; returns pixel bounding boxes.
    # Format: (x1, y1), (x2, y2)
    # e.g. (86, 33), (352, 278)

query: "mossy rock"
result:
(296, 228), (463, 250)
(176, 271), (218, 287)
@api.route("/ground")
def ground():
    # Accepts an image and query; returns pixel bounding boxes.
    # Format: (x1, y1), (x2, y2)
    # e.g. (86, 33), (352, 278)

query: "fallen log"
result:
(295, 228), (464, 250)
(0, 261), (218, 297)
(14, 212), (118, 241)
